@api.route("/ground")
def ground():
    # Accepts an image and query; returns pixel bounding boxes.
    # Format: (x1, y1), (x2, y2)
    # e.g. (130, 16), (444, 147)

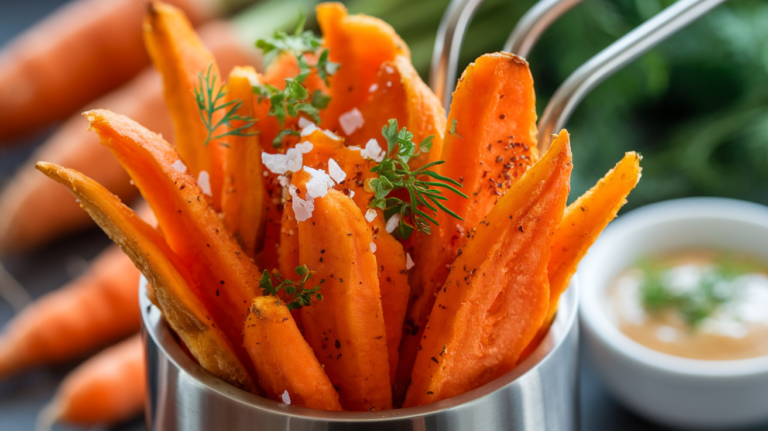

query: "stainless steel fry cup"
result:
(140, 277), (579, 431)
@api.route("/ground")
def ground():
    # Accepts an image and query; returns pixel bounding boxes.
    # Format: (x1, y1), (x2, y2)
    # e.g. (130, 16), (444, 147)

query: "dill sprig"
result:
(259, 265), (323, 311)
(193, 64), (258, 147)
(638, 257), (748, 328)
(252, 14), (338, 149)
(369, 119), (468, 239)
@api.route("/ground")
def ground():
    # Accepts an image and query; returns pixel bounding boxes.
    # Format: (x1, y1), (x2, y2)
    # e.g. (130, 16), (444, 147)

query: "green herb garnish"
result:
(638, 257), (749, 328)
(368, 119), (468, 239)
(193, 64), (259, 147)
(259, 265), (323, 311)
(252, 14), (339, 149)
(449, 118), (462, 139)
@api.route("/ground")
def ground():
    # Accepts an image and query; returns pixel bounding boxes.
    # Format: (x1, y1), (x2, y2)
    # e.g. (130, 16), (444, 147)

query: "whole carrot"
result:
(37, 335), (145, 428)
(0, 20), (257, 255)
(0, 246), (140, 381)
(0, 0), (213, 142)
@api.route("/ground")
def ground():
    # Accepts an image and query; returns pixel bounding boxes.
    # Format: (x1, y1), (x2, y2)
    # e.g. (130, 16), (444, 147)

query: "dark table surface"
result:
(1, 1), (767, 431)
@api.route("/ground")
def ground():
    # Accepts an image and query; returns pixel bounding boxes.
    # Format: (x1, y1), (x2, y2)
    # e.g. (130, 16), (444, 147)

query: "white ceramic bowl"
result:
(579, 197), (768, 430)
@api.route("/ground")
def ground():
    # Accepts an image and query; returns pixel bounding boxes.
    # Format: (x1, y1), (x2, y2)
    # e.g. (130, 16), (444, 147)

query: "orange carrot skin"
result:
(398, 53), (538, 400)
(317, 3), (410, 133)
(83, 109), (261, 380)
(143, 1), (226, 210)
(36, 162), (255, 391)
(519, 152), (642, 361)
(0, 0), (211, 141)
(295, 175), (391, 411)
(404, 131), (571, 407)
(53, 335), (145, 426)
(243, 296), (342, 411)
(0, 247), (139, 380)
(221, 66), (266, 257)
(0, 19), (257, 255)
(348, 55), (445, 170)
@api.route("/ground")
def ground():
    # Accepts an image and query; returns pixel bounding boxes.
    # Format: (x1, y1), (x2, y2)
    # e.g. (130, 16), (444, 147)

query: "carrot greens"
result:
(193, 64), (258, 147)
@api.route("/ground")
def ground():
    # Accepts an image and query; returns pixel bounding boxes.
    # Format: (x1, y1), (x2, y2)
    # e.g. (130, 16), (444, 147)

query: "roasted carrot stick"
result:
(0, 247), (139, 380)
(347, 55), (445, 169)
(36, 162), (255, 391)
(221, 66), (266, 257)
(404, 130), (571, 407)
(519, 152), (642, 361)
(398, 53), (538, 400)
(243, 296), (342, 411)
(0, 20), (257, 255)
(38, 335), (145, 428)
(317, 2), (409, 132)
(143, 1), (227, 210)
(0, 0), (212, 141)
(83, 109), (261, 380)
(294, 173), (391, 411)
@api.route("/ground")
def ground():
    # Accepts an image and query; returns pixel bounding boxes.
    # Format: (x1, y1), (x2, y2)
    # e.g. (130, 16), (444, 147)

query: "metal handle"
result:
(429, 0), (486, 111)
(504, 0), (583, 58)
(537, 0), (728, 153)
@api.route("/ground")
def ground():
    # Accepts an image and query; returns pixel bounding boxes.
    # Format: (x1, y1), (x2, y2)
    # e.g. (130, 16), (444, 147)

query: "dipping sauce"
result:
(606, 250), (768, 360)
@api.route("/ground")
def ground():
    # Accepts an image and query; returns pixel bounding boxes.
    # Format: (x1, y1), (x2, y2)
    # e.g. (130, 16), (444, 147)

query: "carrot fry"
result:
(519, 152), (642, 361)
(317, 2), (409, 132)
(0, 0), (211, 141)
(221, 66), (266, 257)
(0, 20), (257, 255)
(83, 109), (262, 379)
(295, 174), (391, 411)
(404, 130), (571, 407)
(397, 53), (538, 400)
(0, 247), (139, 380)
(38, 335), (145, 428)
(243, 296), (342, 411)
(348, 56), (445, 169)
(143, 1), (226, 210)
(35, 162), (255, 391)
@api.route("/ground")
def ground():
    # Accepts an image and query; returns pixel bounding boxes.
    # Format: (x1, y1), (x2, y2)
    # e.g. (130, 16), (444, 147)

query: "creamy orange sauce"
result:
(606, 250), (768, 360)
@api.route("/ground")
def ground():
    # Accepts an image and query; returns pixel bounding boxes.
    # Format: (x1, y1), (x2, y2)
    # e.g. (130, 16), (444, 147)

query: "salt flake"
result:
(370, 242), (377, 253)
(277, 175), (290, 187)
(361, 138), (385, 162)
(385, 213), (401, 233)
(339, 108), (365, 135)
(197, 171), (212, 196)
(303, 166), (335, 199)
(323, 129), (341, 141)
(365, 209), (378, 222)
(289, 185), (315, 222)
(369, 83), (379, 93)
(385, 65), (395, 74)
(300, 123), (318, 137)
(171, 159), (187, 173)
(406, 252), (415, 270)
(281, 390), (291, 405)
(328, 158), (346, 183)
(349, 190), (355, 198)
(299, 117), (315, 129)
(262, 148), (303, 174)
(295, 141), (314, 154)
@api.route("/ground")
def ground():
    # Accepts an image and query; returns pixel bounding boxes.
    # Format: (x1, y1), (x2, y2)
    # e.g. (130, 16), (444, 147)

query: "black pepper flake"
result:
(496, 156), (504, 163)
(519, 226), (524, 233)
(339, 278), (343, 283)
(427, 391), (434, 395)
(321, 249), (326, 254)
(282, 318), (288, 322)
(180, 185), (186, 190)
(335, 340), (341, 349)
(216, 289), (219, 296)
(499, 114), (506, 119)
(220, 280), (224, 285)
(319, 257), (324, 262)
(431, 357), (439, 364)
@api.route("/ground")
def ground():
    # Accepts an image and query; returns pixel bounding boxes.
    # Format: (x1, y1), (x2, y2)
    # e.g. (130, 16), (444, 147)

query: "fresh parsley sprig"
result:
(369, 119), (468, 239)
(193, 64), (258, 147)
(259, 265), (323, 311)
(252, 14), (338, 149)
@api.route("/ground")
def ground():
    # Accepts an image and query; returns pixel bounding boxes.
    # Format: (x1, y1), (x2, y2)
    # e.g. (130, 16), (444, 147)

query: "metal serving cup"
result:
(140, 277), (579, 430)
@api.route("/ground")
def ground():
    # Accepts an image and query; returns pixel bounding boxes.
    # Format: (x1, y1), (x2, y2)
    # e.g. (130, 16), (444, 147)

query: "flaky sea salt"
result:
(262, 148), (303, 174)
(295, 141), (314, 154)
(299, 117), (314, 129)
(300, 123), (319, 137)
(328, 158), (346, 183)
(171, 159), (187, 173)
(385, 213), (400, 233)
(349, 190), (355, 198)
(361, 138), (385, 162)
(365, 208), (378, 222)
(347, 146), (362, 151)
(369, 83), (378, 93)
(370, 242), (377, 253)
(385, 65), (395, 74)
(289, 185), (314, 222)
(277, 175), (290, 187)
(281, 390), (291, 405)
(386, 81), (392, 87)
(323, 129), (341, 141)
(197, 171), (212, 196)
(406, 253), (415, 270)
(303, 166), (335, 199)
(339, 108), (365, 135)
